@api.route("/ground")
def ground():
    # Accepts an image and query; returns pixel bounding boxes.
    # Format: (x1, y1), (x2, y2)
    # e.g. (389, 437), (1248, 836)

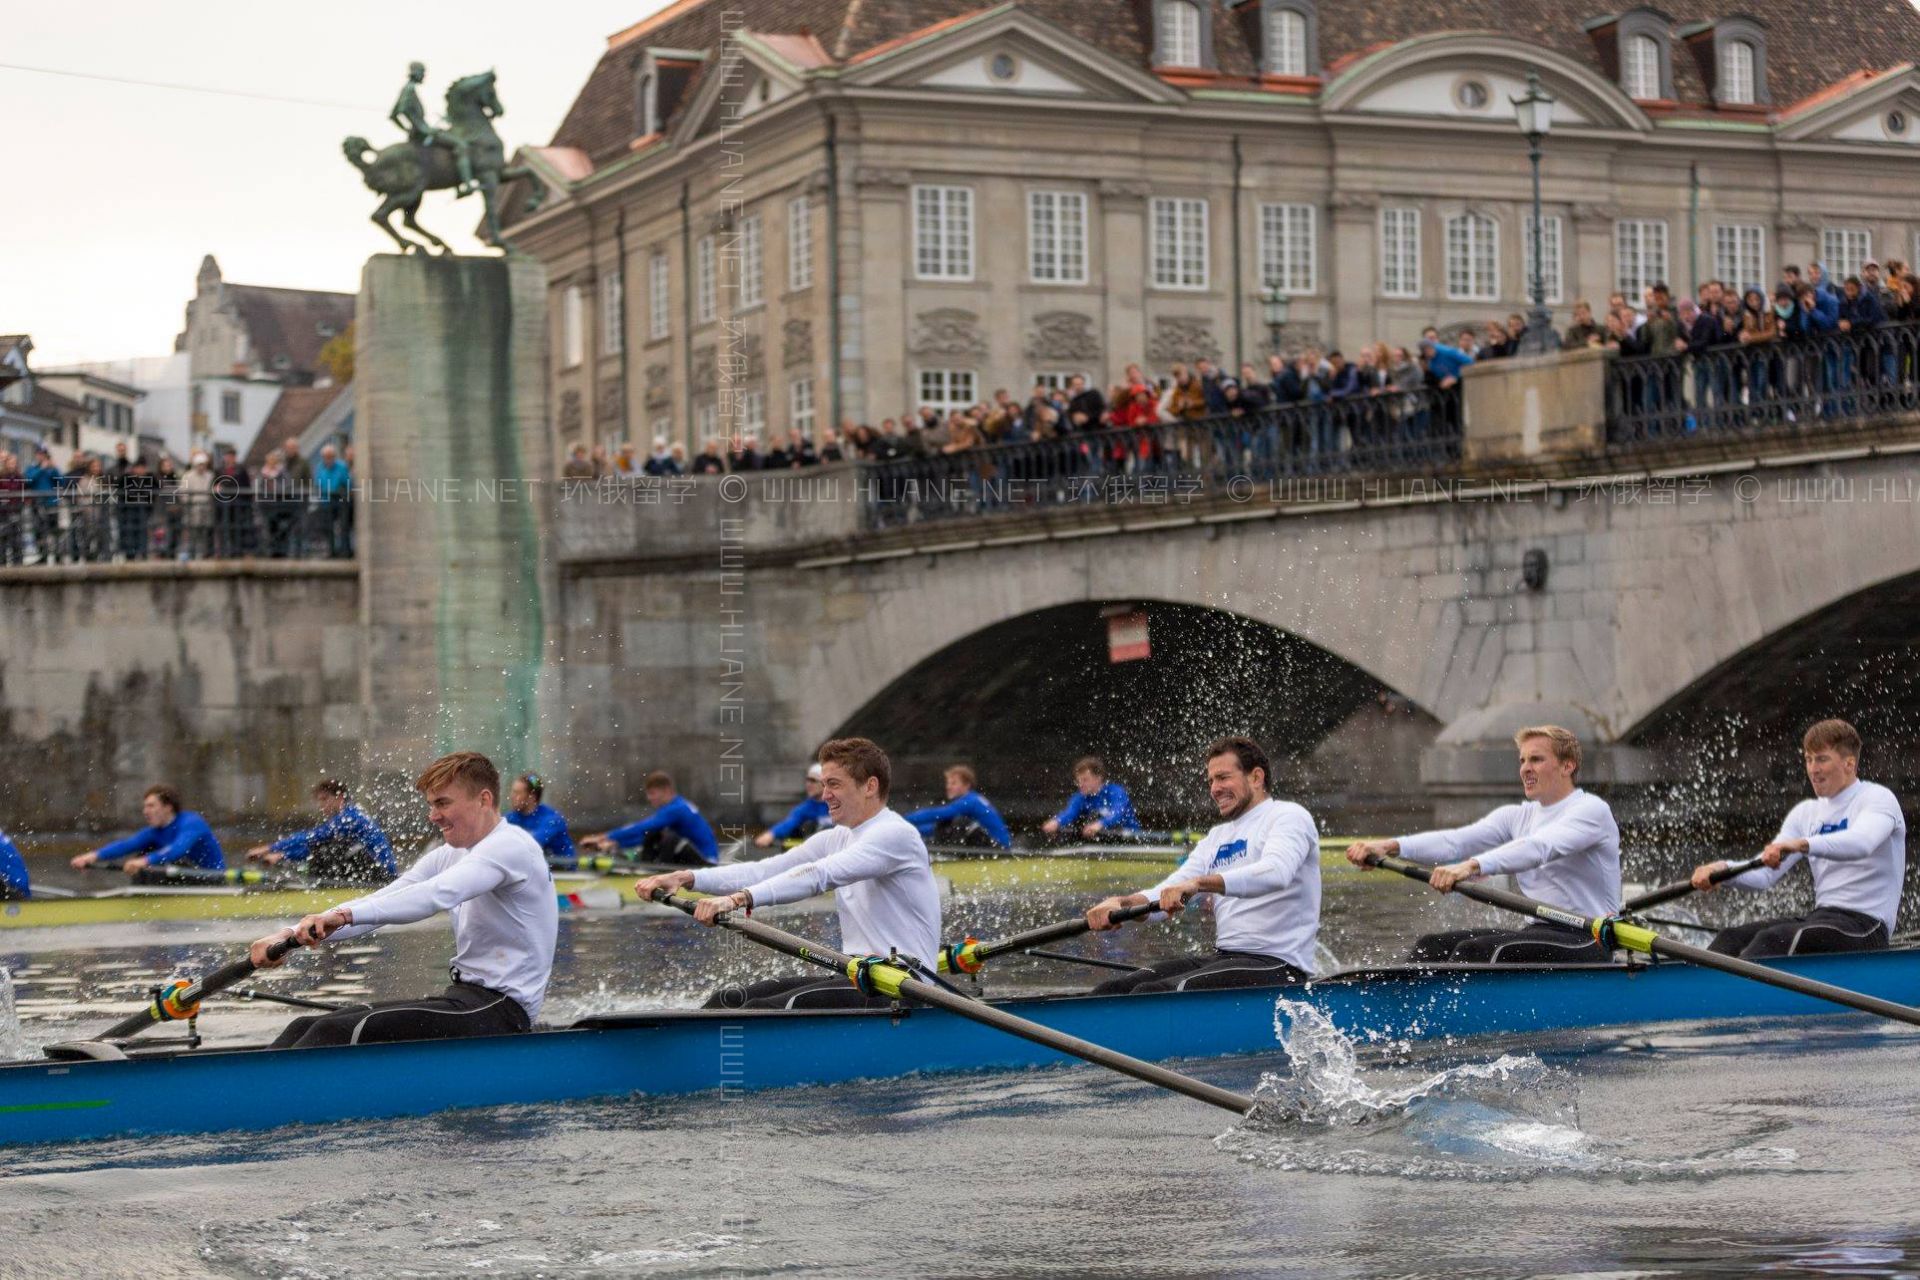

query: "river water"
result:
(4, 853), (1919, 1278)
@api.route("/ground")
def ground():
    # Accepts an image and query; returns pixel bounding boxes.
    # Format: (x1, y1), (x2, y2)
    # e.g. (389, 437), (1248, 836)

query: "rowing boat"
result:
(5, 947), (1916, 1147)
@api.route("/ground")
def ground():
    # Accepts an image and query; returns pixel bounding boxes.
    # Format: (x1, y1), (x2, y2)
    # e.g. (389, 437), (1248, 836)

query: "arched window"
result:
(1623, 34), (1661, 99)
(1157, 0), (1203, 68)
(1266, 7), (1307, 76)
(1719, 40), (1755, 105)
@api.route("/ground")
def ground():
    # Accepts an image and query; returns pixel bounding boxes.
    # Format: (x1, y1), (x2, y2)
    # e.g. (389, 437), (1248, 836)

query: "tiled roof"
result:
(226, 285), (355, 381)
(244, 384), (349, 469)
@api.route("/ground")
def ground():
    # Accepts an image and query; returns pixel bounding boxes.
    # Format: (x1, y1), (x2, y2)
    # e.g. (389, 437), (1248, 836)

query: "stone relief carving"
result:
(1570, 202), (1620, 225)
(909, 308), (988, 359)
(1329, 191), (1378, 213)
(557, 388), (582, 434)
(691, 345), (717, 394)
(596, 376), (623, 423)
(1146, 316), (1221, 365)
(1097, 178), (1151, 201)
(783, 317), (813, 368)
(854, 166), (912, 189)
(1025, 311), (1101, 363)
(644, 363), (671, 409)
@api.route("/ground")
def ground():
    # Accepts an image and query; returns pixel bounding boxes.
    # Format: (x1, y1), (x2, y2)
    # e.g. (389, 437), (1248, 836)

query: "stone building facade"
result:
(502, 0), (1920, 459)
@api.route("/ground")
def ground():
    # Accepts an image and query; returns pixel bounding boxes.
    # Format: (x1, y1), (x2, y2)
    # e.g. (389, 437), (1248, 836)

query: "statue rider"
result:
(390, 62), (474, 196)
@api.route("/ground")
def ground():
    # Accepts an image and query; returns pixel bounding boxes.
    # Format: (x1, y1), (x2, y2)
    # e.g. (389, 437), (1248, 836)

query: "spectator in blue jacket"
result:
(1839, 276), (1886, 332)
(1806, 262), (1843, 329)
(505, 770), (578, 866)
(1043, 756), (1143, 840)
(1420, 337), (1475, 389)
(0, 828), (29, 899)
(905, 764), (1011, 849)
(246, 778), (396, 883)
(586, 770), (719, 865)
(70, 784), (225, 875)
(754, 761), (831, 848)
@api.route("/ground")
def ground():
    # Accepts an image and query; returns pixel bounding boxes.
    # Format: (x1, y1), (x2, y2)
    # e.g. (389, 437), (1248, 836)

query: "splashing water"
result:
(0, 967), (27, 1061)
(1217, 998), (1797, 1182)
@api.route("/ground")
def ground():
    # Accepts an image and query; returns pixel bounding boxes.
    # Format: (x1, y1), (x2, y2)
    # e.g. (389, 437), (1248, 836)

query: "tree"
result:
(318, 323), (355, 385)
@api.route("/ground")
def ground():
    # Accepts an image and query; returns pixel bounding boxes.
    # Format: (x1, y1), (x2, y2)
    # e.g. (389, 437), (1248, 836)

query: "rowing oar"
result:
(937, 901), (1160, 974)
(1360, 853), (1920, 1029)
(93, 936), (302, 1042)
(648, 890), (1255, 1116)
(1622, 855), (1766, 911)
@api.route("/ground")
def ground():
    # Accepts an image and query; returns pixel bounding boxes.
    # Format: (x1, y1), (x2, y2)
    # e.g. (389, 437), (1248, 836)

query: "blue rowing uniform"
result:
(769, 796), (831, 841)
(1052, 782), (1142, 833)
(0, 830), (29, 898)
(905, 792), (1012, 849)
(507, 803), (579, 865)
(608, 795), (719, 864)
(96, 811), (225, 870)
(269, 804), (398, 876)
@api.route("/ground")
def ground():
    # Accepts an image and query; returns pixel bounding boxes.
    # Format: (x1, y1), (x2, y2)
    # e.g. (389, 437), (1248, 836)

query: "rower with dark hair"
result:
(754, 761), (831, 848)
(1042, 756), (1142, 840)
(903, 764), (1012, 850)
(1346, 725), (1619, 965)
(0, 828), (29, 900)
(504, 771), (578, 867)
(636, 736), (942, 1009)
(245, 779), (396, 885)
(1083, 737), (1320, 993)
(248, 750), (558, 1048)
(69, 784), (225, 876)
(583, 771), (719, 866)
(1690, 718), (1906, 959)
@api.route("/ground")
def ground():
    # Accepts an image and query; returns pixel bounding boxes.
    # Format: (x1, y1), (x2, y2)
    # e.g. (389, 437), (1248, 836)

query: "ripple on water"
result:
(1216, 998), (1800, 1183)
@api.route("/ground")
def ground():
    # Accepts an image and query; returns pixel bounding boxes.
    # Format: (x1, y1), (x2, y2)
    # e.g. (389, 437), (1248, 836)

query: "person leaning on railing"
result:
(180, 452), (216, 560)
(0, 450), (25, 566)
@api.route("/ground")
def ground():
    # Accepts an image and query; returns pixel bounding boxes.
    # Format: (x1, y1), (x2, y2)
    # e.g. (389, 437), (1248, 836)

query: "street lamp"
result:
(1512, 68), (1562, 356)
(1261, 283), (1292, 357)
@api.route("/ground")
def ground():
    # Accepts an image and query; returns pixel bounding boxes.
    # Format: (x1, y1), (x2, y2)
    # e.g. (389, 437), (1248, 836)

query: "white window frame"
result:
(913, 185), (975, 281)
(1522, 213), (1563, 305)
(600, 269), (623, 356)
(648, 252), (670, 341)
(1720, 40), (1755, 105)
(738, 212), (764, 309)
(1158, 0), (1202, 68)
(1822, 227), (1872, 282)
(695, 235), (716, 324)
(561, 284), (585, 367)
(1444, 212), (1498, 301)
(788, 195), (813, 291)
(1258, 201), (1316, 294)
(1150, 196), (1209, 290)
(1380, 206), (1421, 299)
(220, 389), (242, 424)
(917, 369), (979, 417)
(1624, 34), (1661, 99)
(1267, 7), (1308, 76)
(694, 402), (718, 443)
(789, 378), (815, 434)
(739, 389), (766, 438)
(1032, 371), (1085, 391)
(1028, 190), (1089, 285)
(1614, 218), (1669, 297)
(1713, 223), (1765, 290)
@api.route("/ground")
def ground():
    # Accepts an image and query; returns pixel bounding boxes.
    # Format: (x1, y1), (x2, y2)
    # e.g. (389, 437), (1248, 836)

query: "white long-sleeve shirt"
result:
(332, 819), (559, 1021)
(693, 806), (942, 962)
(1141, 797), (1321, 972)
(1731, 779), (1907, 932)
(1398, 788), (1620, 921)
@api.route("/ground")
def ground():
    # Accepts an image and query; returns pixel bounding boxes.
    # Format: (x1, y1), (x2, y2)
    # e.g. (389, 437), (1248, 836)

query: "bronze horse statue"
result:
(343, 70), (532, 252)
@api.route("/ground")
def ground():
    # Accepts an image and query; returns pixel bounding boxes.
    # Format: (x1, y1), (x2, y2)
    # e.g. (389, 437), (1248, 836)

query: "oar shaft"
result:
(1624, 856), (1767, 911)
(976, 900), (1160, 963)
(651, 892), (1256, 1115)
(96, 937), (300, 1041)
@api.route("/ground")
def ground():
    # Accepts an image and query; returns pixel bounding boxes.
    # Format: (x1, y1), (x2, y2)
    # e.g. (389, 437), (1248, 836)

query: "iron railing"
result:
(0, 486), (355, 565)
(858, 388), (1462, 527)
(1607, 320), (1920, 446)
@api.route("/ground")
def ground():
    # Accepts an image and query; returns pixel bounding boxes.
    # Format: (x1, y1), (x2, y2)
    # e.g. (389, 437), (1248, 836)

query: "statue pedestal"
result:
(355, 253), (555, 781)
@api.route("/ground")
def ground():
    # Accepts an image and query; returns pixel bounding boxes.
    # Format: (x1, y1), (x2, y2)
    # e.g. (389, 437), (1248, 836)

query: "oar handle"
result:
(1623, 856), (1767, 911)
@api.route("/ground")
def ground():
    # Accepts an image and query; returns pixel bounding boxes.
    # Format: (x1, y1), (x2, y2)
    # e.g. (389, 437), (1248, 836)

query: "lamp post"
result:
(1261, 283), (1292, 358)
(1512, 68), (1562, 356)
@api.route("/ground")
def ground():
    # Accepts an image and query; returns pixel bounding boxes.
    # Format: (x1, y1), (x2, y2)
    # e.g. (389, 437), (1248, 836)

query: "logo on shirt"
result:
(1210, 839), (1249, 868)
(1817, 818), (1849, 836)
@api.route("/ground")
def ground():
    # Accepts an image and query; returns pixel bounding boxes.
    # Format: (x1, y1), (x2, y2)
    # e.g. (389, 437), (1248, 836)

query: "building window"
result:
(1032, 371), (1085, 391)
(738, 212), (764, 309)
(1028, 190), (1088, 284)
(1623, 33), (1661, 99)
(1157, 0), (1202, 67)
(1266, 7), (1308, 76)
(1150, 196), (1209, 290)
(1455, 78), (1490, 110)
(789, 378), (815, 434)
(1614, 219), (1669, 296)
(788, 195), (813, 291)
(1380, 207), (1421, 298)
(1444, 212), (1498, 300)
(1522, 214), (1563, 304)
(1713, 224), (1765, 289)
(738, 389), (766, 438)
(694, 402), (718, 442)
(1258, 202), (1316, 294)
(695, 236), (716, 323)
(1719, 40), (1756, 105)
(648, 252), (670, 341)
(221, 390), (242, 424)
(561, 284), (584, 367)
(1823, 227), (1872, 282)
(600, 269), (623, 356)
(913, 185), (974, 280)
(917, 369), (978, 416)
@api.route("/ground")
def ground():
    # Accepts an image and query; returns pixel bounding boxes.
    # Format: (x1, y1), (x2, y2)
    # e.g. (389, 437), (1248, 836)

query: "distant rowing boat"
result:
(5, 947), (1915, 1147)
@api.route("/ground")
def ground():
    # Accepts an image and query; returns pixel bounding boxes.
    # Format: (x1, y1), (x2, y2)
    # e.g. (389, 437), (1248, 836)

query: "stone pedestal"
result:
(1460, 345), (1611, 466)
(356, 253), (555, 784)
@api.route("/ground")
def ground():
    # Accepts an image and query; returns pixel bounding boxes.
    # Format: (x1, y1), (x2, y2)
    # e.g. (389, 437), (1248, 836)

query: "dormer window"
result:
(1261, 1), (1315, 77)
(1623, 35), (1660, 98)
(1719, 40), (1754, 104)
(1604, 8), (1675, 101)
(1155, 0), (1210, 69)
(1685, 16), (1768, 107)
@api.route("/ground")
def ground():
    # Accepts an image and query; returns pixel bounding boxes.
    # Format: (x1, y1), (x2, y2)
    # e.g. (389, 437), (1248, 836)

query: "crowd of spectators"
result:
(0, 436), (354, 567)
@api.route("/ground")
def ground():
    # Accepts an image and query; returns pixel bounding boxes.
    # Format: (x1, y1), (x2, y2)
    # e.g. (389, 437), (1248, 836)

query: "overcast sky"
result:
(6, 0), (669, 366)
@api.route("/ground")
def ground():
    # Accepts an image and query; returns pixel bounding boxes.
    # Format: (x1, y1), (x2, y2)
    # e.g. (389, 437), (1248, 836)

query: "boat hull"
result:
(4, 948), (1917, 1147)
